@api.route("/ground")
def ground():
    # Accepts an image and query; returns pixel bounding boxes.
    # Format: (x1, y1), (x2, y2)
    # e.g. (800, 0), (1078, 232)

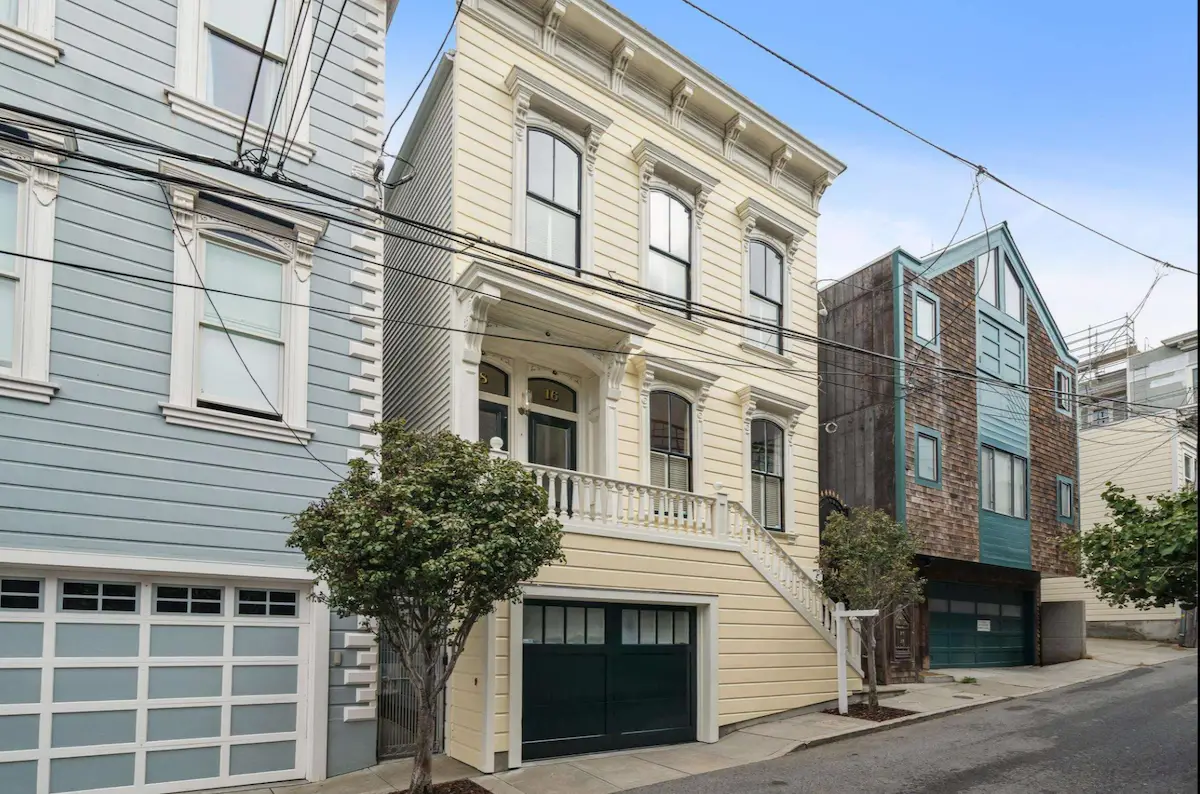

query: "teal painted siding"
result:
(0, 1), (381, 567)
(979, 511), (1032, 569)
(977, 382), (1029, 454)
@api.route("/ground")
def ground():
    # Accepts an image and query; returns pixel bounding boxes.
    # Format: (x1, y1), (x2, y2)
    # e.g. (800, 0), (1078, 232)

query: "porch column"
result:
(451, 286), (500, 441)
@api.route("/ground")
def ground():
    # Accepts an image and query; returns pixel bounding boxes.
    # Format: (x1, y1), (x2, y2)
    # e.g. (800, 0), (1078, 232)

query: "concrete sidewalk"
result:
(219, 639), (1194, 794)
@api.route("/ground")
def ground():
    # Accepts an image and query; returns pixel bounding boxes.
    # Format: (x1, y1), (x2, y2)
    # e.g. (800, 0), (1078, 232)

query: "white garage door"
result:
(0, 570), (310, 794)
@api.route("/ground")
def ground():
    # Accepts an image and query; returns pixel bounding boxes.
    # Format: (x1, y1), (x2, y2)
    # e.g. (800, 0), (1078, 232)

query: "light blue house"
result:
(1, 2), (396, 791)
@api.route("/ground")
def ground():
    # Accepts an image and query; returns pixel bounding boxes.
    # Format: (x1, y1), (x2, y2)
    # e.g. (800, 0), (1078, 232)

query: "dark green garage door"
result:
(522, 601), (695, 760)
(928, 582), (1033, 668)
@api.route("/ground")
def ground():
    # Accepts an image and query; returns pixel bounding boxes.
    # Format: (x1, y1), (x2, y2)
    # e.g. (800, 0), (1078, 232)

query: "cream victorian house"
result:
(382, 0), (856, 773)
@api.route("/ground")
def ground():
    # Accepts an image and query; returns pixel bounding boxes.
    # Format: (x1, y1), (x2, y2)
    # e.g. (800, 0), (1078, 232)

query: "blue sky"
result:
(383, 0), (1198, 349)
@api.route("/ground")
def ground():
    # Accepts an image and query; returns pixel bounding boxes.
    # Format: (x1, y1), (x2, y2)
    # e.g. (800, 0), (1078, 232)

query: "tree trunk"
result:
(408, 636), (439, 794)
(866, 615), (879, 708)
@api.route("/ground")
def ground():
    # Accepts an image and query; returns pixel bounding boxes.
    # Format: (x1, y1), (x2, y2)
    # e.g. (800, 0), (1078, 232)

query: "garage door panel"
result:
(928, 581), (1031, 668)
(0, 570), (310, 794)
(523, 601), (695, 761)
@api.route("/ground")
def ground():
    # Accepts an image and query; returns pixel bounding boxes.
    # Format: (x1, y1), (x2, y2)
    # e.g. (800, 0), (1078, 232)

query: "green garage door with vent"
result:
(522, 601), (695, 760)
(928, 582), (1032, 668)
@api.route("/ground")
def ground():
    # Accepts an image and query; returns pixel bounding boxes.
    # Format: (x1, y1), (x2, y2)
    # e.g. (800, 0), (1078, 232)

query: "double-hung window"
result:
(0, 0), (60, 64)
(981, 446), (1027, 519)
(162, 173), (325, 443)
(525, 129), (580, 270)
(747, 241), (783, 353)
(751, 418), (785, 531)
(0, 119), (68, 402)
(169, 1), (315, 163)
(204, 1), (284, 127)
(479, 362), (510, 451)
(197, 237), (285, 419)
(1056, 477), (1074, 523)
(647, 190), (692, 312)
(649, 391), (692, 491)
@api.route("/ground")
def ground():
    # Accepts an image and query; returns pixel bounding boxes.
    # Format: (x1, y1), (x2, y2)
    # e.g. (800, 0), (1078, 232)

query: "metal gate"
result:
(377, 630), (445, 760)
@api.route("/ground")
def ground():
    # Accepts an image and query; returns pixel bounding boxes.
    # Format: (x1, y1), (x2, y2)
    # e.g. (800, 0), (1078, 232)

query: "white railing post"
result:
(714, 484), (729, 542)
(835, 602), (848, 715)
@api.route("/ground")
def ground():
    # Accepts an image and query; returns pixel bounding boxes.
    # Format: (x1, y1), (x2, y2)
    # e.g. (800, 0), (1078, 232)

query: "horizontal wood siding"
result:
(453, 14), (825, 563)
(382, 69), (455, 430)
(0, 0), (386, 568)
(1041, 418), (1189, 620)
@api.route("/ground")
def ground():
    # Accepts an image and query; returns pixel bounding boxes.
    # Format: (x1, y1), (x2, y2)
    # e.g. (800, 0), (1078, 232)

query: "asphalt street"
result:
(632, 656), (1198, 794)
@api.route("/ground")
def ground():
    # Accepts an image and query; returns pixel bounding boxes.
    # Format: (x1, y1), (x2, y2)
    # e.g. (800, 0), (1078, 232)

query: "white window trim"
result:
(505, 586), (720, 770)
(0, 113), (75, 403)
(633, 139), (718, 332)
(507, 66), (611, 276)
(1177, 438), (1197, 491)
(736, 198), (807, 360)
(636, 357), (718, 493)
(737, 384), (808, 537)
(158, 160), (328, 444)
(0, 0), (61, 64)
(168, 0), (317, 164)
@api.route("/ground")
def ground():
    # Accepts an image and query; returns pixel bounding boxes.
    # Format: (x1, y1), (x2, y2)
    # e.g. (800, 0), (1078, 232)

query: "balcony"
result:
(517, 460), (862, 673)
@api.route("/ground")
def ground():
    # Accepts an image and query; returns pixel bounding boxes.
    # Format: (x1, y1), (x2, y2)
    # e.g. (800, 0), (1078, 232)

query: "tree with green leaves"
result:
(817, 508), (925, 707)
(288, 422), (564, 794)
(1064, 484), (1197, 634)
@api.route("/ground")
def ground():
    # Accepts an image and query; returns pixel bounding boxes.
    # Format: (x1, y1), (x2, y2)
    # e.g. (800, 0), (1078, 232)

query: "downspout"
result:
(893, 252), (907, 526)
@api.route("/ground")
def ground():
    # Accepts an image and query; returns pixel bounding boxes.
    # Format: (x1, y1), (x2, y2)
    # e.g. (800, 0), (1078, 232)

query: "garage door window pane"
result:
(61, 582), (137, 613)
(523, 606), (543, 644)
(155, 585), (223, 616)
(674, 612), (689, 644)
(1001, 604), (1022, 618)
(565, 607), (586, 645)
(950, 600), (974, 614)
(543, 606), (564, 644)
(586, 608), (604, 644)
(977, 602), (1000, 616)
(1, 579), (42, 610)
(639, 610), (656, 644)
(621, 609), (638, 644)
(237, 589), (298, 618)
(657, 610), (674, 644)
(928, 598), (948, 612)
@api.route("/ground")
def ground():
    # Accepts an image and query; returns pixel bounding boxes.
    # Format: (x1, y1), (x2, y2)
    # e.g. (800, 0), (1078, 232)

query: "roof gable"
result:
(913, 223), (1076, 367)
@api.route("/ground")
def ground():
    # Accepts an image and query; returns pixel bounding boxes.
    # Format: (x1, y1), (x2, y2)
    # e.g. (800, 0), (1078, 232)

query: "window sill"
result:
(739, 342), (794, 367)
(638, 305), (709, 335)
(0, 373), (58, 403)
(160, 402), (314, 445)
(164, 89), (316, 165)
(914, 478), (943, 490)
(0, 23), (62, 65)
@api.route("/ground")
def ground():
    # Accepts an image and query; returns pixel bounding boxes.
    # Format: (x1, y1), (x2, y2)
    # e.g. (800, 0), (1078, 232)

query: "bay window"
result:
(981, 446), (1027, 519)
(525, 129), (581, 270)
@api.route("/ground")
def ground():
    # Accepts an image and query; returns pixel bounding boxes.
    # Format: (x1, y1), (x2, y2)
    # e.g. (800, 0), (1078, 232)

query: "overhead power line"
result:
(0, 116), (1183, 417)
(275, 0), (350, 171)
(236, 0), (282, 162)
(676, 0), (1195, 277)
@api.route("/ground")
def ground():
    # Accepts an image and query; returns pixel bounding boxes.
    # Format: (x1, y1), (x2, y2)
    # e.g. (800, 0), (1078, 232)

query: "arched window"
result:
(750, 418), (785, 531)
(478, 362), (510, 450)
(647, 190), (691, 310)
(747, 241), (783, 353)
(526, 129), (580, 269)
(649, 391), (691, 491)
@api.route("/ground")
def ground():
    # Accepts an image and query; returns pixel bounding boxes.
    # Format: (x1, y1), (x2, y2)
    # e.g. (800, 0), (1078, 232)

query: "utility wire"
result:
(675, 0), (1194, 277)
(276, 0), (348, 171)
(378, 0), (463, 181)
(260, 0), (315, 172)
(156, 182), (344, 480)
(1, 122), (1180, 416)
(235, 0), (282, 162)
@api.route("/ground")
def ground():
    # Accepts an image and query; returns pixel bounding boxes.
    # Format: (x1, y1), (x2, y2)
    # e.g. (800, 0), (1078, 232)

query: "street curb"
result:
(784, 696), (1009, 754)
